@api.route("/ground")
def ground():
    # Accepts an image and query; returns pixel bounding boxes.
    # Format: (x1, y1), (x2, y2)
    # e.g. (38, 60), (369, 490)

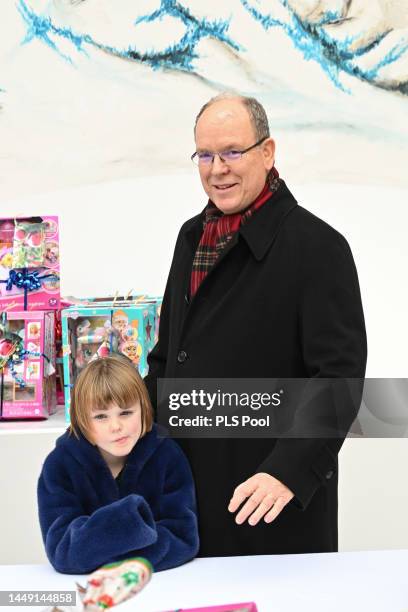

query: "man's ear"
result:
(263, 137), (276, 170)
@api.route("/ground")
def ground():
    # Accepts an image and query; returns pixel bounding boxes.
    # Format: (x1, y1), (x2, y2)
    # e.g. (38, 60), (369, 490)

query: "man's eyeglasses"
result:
(191, 136), (268, 166)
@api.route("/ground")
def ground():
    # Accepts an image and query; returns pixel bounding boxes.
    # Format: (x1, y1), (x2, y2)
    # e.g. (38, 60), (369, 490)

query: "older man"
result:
(145, 94), (366, 556)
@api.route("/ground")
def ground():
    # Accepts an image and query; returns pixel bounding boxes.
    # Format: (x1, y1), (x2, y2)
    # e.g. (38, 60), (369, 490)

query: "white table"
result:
(1, 550), (407, 611)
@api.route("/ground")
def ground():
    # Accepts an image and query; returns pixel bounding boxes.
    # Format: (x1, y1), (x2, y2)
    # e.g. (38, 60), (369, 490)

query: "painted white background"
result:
(1, 0), (408, 200)
(0, 175), (407, 563)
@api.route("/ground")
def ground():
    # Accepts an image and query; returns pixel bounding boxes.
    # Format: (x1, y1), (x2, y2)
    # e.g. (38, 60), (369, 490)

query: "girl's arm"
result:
(38, 456), (158, 574)
(126, 440), (199, 572)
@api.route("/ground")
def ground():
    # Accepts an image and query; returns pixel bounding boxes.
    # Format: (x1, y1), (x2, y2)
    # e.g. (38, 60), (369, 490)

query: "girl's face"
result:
(88, 402), (142, 463)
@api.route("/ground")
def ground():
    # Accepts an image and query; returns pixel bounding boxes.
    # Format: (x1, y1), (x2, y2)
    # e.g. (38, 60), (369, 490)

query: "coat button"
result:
(177, 350), (188, 363)
(325, 470), (334, 480)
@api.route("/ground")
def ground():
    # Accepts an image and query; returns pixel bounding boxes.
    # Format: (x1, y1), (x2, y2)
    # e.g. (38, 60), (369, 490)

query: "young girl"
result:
(38, 354), (199, 574)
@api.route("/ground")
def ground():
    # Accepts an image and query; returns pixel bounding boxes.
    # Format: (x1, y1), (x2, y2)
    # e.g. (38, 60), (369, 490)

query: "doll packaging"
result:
(66, 294), (163, 345)
(0, 310), (57, 419)
(62, 302), (157, 421)
(0, 216), (60, 312)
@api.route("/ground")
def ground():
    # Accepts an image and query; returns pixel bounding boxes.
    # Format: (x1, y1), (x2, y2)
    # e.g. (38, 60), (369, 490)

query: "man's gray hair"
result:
(194, 92), (270, 140)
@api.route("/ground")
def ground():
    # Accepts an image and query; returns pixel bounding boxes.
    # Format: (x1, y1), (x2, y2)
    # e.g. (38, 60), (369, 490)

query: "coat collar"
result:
(182, 181), (298, 261)
(57, 423), (165, 479)
(239, 180), (298, 261)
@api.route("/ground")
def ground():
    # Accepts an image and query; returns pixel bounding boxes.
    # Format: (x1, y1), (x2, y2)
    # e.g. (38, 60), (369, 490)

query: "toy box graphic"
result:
(62, 303), (157, 421)
(0, 310), (57, 419)
(0, 216), (60, 312)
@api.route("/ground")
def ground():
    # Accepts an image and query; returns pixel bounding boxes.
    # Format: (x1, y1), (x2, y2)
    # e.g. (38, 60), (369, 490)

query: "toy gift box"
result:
(0, 216), (60, 312)
(62, 302), (157, 422)
(0, 311), (57, 419)
(68, 294), (163, 345)
(162, 604), (258, 611)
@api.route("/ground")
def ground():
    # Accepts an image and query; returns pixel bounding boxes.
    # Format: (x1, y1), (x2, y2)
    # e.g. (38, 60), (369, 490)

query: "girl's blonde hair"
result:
(69, 354), (153, 441)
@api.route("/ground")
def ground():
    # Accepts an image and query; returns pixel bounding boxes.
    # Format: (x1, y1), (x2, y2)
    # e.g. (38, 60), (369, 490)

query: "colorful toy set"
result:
(0, 212), (162, 422)
(62, 300), (159, 422)
(0, 216), (60, 312)
(0, 311), (57, 419)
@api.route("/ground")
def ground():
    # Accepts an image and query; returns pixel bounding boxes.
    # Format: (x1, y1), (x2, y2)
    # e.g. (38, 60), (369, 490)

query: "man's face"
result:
(195, 99), (275, 214)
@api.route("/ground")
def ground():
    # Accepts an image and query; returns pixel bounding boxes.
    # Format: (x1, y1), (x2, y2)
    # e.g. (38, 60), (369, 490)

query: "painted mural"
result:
(0, 0), (407, 198)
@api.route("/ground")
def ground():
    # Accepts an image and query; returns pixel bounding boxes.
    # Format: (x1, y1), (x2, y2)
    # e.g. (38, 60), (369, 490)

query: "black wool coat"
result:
(145, 181), (367, 557)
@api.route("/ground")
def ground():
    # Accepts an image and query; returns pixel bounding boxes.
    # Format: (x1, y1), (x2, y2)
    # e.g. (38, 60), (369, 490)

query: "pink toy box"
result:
(0, 216), (60, 312)
(162, 604), (257, 611)
(0, 310), (57, 419)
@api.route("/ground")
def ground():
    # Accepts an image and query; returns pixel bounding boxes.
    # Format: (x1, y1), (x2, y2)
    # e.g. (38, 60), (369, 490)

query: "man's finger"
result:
(264, 497), (287, 524)
(234, 492), (265, 524)
(248, 494), (276, 526)
(228, 481), (257, 513)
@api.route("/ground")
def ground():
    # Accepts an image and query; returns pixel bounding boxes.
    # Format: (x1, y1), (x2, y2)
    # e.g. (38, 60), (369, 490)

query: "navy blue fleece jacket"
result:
(38, 425), (199, 574)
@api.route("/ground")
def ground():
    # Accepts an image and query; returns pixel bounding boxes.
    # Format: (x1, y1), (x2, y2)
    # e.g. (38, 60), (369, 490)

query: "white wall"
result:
(0, 432), (57, 565)
(0, 175), (407, 562)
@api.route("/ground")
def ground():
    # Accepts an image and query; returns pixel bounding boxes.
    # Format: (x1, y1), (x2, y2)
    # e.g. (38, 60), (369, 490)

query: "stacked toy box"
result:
(62, 297), (162, 422)
(0, 310), (56, 418)
(0, 215), (60, 419)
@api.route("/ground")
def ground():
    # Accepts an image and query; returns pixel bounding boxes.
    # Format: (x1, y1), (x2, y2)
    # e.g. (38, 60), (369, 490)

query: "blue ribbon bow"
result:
(0, 268), (59, 310)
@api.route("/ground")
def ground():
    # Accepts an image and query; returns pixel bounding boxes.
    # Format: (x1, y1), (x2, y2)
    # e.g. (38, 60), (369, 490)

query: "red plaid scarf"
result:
(190, 167), (281, 297)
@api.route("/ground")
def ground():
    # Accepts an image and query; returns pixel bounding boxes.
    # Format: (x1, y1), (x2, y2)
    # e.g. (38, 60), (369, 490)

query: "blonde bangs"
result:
(69, 355), (153, 440)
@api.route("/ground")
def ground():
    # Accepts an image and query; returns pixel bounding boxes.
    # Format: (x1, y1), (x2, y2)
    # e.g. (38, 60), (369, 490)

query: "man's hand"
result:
(228, 473), (294, 526)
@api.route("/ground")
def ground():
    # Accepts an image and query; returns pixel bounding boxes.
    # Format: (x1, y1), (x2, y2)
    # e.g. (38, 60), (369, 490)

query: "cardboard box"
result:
(62, 302), (157, 421)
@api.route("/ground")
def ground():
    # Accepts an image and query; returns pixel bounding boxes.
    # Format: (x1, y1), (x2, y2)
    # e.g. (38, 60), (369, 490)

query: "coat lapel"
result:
(239, 181), (298, 261)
